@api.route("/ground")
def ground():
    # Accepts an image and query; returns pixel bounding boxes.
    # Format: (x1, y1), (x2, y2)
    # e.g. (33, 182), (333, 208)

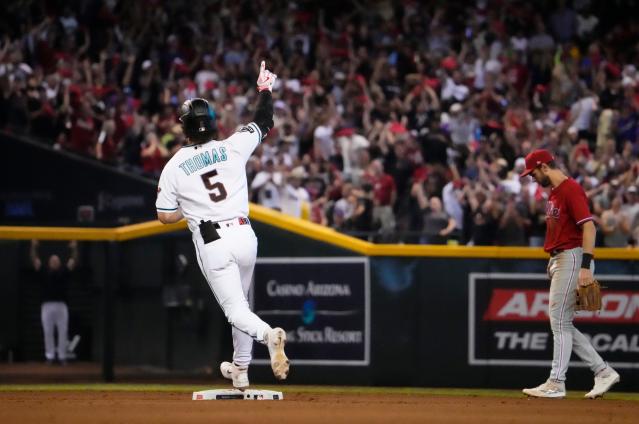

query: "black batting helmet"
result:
(178, 98), (217, 143)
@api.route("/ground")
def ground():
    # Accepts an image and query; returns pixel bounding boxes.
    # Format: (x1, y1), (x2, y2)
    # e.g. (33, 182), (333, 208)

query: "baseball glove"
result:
(576, 279), (602, 312)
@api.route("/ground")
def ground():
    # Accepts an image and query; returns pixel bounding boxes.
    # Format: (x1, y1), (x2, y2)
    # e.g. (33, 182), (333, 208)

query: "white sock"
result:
(596, 365), (610, 377)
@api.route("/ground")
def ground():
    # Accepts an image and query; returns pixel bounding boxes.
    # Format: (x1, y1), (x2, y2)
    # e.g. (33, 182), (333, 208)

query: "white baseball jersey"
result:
(156, 122), (263, 233)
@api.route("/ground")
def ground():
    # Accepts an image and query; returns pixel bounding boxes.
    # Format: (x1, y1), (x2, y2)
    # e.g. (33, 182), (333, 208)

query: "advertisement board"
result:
(251, 257), (370, 366)
(469, 273), (639, 369)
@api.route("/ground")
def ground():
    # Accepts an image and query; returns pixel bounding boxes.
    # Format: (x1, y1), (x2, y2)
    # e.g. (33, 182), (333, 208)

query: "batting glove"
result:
(256, 60), (277, 92)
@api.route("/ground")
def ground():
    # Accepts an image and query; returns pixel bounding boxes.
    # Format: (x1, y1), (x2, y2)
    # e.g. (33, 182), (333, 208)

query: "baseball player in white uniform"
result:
(156, 61), (289, 389)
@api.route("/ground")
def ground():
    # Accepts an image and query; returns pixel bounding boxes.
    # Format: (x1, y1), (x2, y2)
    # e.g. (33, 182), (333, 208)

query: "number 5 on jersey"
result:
(201, 169), (227, 202)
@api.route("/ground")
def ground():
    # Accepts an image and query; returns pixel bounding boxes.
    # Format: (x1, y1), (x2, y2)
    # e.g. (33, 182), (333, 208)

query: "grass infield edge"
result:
(0, 384), (638, 401)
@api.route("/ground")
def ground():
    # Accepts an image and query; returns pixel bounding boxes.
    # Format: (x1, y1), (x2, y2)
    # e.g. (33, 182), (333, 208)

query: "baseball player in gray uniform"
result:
(156, 61), (288, 389)
(520, 149), (620, 398)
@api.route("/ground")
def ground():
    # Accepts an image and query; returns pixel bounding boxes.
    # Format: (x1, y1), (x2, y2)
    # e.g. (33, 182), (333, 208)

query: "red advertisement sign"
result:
(469, 273), (639, 368)
(483, 289), (639, 324)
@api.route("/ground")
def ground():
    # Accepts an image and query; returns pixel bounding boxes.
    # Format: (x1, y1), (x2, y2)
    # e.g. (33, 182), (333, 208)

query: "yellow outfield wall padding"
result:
(248, 203), (372, 254)
(1, 202), (638, 260)
(365, 244), (639, 260)
(0, 225), (117, 241)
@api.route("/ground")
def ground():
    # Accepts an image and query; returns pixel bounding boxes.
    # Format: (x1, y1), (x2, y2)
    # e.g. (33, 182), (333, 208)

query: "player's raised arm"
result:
(66, 240), (79, 271)
(252, 60), (276, 138)
(30, 239), (42, 271)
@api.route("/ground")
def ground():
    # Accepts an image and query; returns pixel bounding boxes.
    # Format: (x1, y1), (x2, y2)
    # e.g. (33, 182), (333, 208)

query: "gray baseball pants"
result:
(547, 247), (607, 381)
(41, 301), (68, 361)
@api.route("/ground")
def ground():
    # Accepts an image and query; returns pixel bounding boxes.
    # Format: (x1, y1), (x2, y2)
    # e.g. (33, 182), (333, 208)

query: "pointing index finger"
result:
(260, 60), (265, 74)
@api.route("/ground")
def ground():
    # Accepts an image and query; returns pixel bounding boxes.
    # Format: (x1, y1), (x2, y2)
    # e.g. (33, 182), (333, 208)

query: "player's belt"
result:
(214, 217), (251, 228)
(199, 217), (250, 244)
(549, 249), (564, 257)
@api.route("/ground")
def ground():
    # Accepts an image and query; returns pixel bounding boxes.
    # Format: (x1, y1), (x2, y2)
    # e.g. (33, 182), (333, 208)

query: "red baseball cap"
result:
(520, 149), (555, 177)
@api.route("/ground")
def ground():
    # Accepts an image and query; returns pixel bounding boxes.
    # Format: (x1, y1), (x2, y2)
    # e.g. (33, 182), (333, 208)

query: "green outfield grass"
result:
(0, 384), (638, 401)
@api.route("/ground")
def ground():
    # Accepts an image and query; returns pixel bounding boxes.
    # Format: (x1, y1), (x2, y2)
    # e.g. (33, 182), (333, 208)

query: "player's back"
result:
(157, 123), (262, 233)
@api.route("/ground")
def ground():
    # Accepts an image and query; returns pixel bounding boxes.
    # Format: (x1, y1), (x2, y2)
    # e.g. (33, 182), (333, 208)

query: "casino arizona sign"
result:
(483, 289), (639, 324)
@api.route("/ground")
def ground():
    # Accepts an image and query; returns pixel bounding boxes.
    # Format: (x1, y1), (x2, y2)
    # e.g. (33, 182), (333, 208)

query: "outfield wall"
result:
(4, 229), (637, 390)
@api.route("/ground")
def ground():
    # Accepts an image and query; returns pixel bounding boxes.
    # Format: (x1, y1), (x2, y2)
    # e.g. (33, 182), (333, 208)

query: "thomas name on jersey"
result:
(178, 147), (228, 176)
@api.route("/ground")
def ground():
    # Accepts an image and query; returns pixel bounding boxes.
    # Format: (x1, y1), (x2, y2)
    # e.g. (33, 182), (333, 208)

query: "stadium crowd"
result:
(2, 0), (639, 246)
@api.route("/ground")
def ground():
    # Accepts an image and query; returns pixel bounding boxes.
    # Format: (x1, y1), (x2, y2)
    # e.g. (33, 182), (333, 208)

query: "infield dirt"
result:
(1, 391), (638, 424)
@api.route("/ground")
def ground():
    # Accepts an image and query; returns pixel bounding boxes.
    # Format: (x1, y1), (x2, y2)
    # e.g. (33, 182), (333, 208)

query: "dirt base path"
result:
(1, 391), (637, 424)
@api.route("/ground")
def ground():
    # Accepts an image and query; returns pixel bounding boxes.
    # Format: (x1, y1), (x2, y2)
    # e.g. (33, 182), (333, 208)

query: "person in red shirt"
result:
(69, 100), (96, 156)
(364, 159), (396, 239)
(365, 159), (396, 207)
(519, 149), (619, 399)
(141, 131), (169, 177)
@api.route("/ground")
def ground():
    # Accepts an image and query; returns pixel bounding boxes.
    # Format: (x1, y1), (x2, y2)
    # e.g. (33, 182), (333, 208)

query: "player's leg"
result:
(231, 236), (258, 368)
(195, 233), (288, 381)
(222, 245), (254, 388)
(213, 266), (270, 341)
(571, 329), (606, 372)
(547, 250), (579, 383)
(41, 302), (55, 362)
(523, 254), (571, 398)
(233, 227), (289, 380)
(570, 258), (606, 373)
(573, 323), (621, 398)
(207, 261), (271, 387)
(194, 236), (258, 388)
(231, 328), (253, 367)
(194, 237), (270, 341)
(569, 258), (620, 397)
(223, 307), (252, 389)
(203, 258), (265, 388)
(55, 302), (69, 362)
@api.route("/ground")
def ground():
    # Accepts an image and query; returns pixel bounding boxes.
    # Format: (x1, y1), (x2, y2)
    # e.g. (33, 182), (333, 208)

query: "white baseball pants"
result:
(192, 222), (271, 367)
(547, 247), (606, 382)
(41, 301), (68, 361)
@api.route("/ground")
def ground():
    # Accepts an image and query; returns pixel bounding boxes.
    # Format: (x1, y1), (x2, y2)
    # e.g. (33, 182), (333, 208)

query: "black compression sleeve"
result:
(253, 91), (274, 137)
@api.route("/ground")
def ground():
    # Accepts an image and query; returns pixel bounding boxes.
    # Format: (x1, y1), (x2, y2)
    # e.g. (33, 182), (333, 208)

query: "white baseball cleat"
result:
(585, 367), (620, 399)
(522, 379), (566, 398)
(266, 327), (289, 380)
(220, 362), (249, 389)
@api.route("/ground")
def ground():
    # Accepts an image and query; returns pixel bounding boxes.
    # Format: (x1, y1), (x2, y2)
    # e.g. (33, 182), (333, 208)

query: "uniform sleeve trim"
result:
(249, 122), (262, 142)
(157, 207), (178, 211)
(576, 216), (593, 225)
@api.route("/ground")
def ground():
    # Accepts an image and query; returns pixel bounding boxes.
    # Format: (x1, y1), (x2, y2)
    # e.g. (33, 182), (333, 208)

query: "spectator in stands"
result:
(347, 185), (375, 240)
(446, 102), (478, 151)
(365, 159), (396, 240)
(140, 131), (168, 177)
(415, 190), (457, 245)
(281, 166), (311, 218)
(622, 186), (639, 242)
(601, 196), (630, 247)
(550, 0), (578, 43)
(313, 109), (337, 162)
(251, 159), (283, 211)
(496, 195), (529, 246)
(465, 184), (500, 246)
(68, 98), (97, 156)
(332, 182), (355, 227)
(96, 114), (118, 163)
